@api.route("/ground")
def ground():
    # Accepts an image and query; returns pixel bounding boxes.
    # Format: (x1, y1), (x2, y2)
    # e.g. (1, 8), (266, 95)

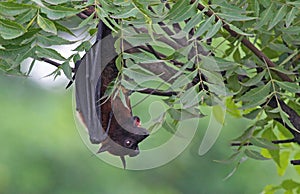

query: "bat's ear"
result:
(133, 116), (141, 127)
(97, 143), (111, 153)
(120, 156), (126, 169)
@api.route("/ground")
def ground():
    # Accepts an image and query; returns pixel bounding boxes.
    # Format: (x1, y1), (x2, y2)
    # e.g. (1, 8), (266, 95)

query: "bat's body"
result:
(74, 21), (149, 168)
(97, 59), (149, 158)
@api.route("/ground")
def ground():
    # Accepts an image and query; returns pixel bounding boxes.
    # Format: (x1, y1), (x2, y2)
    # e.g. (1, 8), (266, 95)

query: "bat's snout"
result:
(129, 148), (140, 157)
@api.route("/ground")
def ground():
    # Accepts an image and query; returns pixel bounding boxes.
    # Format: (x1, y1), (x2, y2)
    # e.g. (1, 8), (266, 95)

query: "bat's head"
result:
(97, 116), (149, 168)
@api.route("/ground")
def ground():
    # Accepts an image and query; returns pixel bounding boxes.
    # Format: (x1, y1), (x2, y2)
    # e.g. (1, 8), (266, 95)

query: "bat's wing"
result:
(75, 22), (116, 144)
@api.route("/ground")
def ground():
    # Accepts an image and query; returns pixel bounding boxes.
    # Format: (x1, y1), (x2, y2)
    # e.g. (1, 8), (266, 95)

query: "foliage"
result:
(0, 0), (299, 192)
(0, 75), (286, 194)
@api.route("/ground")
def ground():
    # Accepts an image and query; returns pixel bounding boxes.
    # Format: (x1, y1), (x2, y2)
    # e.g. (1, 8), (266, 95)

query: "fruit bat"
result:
(74, 21), (149, 168)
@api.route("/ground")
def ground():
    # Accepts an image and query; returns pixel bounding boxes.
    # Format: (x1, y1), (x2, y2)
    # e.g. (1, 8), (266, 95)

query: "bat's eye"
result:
(124, 138), (134, 148)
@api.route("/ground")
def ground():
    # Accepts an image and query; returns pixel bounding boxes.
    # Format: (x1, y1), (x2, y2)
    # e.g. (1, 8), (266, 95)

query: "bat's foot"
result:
(90, 136), (105, 144)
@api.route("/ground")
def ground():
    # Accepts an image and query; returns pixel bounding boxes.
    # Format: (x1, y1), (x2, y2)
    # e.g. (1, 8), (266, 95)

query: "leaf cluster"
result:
(1, 0), (300, 191)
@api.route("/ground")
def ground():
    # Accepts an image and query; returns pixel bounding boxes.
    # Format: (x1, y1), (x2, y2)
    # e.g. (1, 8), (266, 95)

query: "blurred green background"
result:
(0, 74), (296, 194)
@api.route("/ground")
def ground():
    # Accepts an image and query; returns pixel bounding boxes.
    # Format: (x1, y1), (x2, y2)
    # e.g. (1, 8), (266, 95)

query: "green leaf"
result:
(180, 85), (203, 109)
(194, 15), (215, 38)
(73, 41), (92, 52)
(43, 0), (71, 5)
(233, 48), (241, 61)
(215, 1), (245, 14)
(294, 152), (300, 175)
(170, 73), (194, 90)
(201, 69), (223, 84)
(0, 28), (40, 46)
(270, 66), (296, 75)
(276, 122), (294, 139)
(281, 179), (300, 190)
(250, 137), (279, 150)
(227, 23), (254, 36)
(279, 108), (299, 133)
(37, 35), (73, 46)
(262, 185), (281, 194)
(0, 43), (31, 60)
(15, 9), (37, 24)
(162, 120), (177, 134)
(287, 1), (300, 7)
(118, 89), (129, 109)
(166, 0), (191, 21)
(168, 108), (204, 121)
(14, 46), (35, 65)
(268, 5), (287, 30)
(275, 81), (300, 93)
(217, 13), (256, 22)
(240, 70), (266, 86)
(253, 0), (260, 16)
(200, 55), (218, 70)
(76, 12), (95, 29)
(167, 1), (197, 23)
(214, 151), (241, 164)
(205, 20), (222, 40)
(281, 26), (300, 34)
(183, 13), (202, 32)
(35, 46), (66, 61)
(212, 105), (225, 125)
(255, 3), (275, 29)
(132, 0), (153, 22)
(232, 126), (255, 142)
(262, 128), (280, 166)
(123, 52), (163, 64)
(225, 97), (241, 117)
(285, 7), (297, 28)
(26, 59), (36, 76)
(0, 2), (34, 16)
(0, 19), (26, 40)
(115, 55), (122, 72)
(37, 14), (57, 34)
(41, 5), (80, 20)
(214, 58), (238, 71)
(123, 33), (152, 47)
(244, 149), (270, 160)
(260, 0), (271, 8)
(31, 0), (45, 7)
(54, 21), (75, 36)
(269, 43), (294, 53)
(206, 82), (233, 96)
(60, 61), (72, 80)
(239, 82), (271, 102)
(277, 151), (290, 176)
(112, 8), (138, 19)
(123, 67), (161, 83)
(243, 108), (261, 119)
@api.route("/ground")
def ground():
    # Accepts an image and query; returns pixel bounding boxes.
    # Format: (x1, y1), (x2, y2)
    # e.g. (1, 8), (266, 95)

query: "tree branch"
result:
(231, 138), (296, 147)
(190, 0), (293, 82)
(291, 160), (300, 165)
(268, 96), (300, 143)
(40, 58), (75, 72)
(77, 12), (89, 19)
(136, 89), (177, 96)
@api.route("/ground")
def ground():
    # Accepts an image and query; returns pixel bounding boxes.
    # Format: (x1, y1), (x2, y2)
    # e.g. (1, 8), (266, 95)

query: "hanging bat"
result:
(74, 21), (149, 168)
